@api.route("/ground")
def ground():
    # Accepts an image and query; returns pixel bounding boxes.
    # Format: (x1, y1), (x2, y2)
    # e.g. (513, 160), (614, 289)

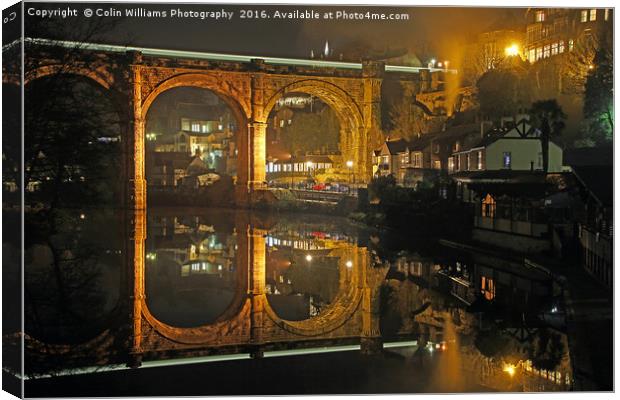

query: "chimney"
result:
(480, 121), (493, 138)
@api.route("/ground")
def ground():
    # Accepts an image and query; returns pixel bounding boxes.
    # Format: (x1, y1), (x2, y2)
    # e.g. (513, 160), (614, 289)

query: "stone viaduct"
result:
(6, 38), (463, 208)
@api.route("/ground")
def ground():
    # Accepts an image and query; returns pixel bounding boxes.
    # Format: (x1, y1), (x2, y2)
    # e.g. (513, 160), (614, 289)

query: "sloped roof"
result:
(572, 166), (613, 207)
(385, 138), (410, 154)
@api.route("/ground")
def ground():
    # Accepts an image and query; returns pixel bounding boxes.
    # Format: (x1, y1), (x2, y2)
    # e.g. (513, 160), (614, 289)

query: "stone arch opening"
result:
(143, 86), (241, 196)
(140, 73), (251, 206)
(22, 72), (124, 204)
(262, 80), (366, 183)
(262, 229), (365, 336)
(139, 209), (250, 344)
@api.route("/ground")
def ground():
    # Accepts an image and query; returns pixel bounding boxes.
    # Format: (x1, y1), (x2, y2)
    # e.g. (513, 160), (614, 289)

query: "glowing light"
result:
(306, 161), (314, 168)
(346, 160), (354, 168)
(444, 60), (449, 69)
(437, 62), (443, 68)
(588, 64), (594, 70)
(79, 213), (86, 220)
(503, 364), (516, 377)
(505, 44), (520, 57)
(430, 59), (436, 65)
(345, 260), (353, 268)
(305, 254), (313, 262)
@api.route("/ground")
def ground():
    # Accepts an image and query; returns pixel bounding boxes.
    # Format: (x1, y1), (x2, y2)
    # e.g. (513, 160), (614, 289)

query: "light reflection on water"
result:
(17, 207), (573, 392)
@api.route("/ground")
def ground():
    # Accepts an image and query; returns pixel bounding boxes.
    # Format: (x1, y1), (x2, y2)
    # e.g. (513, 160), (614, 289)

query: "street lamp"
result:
(306, 161), (314, 188)
(305, 254), (313, 262)
(505, 44), (520, 57)
(289, 154), (294, 189)
(346, 160), (354, 186)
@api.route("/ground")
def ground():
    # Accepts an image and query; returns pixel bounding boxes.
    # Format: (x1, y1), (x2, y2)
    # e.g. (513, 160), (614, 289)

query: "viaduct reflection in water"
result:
(21, 208), (387, 375)
(19, 207), (574, 392)
(134, 208), (382, 363)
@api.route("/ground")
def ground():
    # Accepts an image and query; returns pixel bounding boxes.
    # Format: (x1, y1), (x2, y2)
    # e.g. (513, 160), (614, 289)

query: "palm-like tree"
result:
(529, 100), (567, 173)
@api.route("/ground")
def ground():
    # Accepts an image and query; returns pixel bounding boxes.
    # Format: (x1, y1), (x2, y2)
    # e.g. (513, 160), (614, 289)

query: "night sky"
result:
(26, 2), (522, 62)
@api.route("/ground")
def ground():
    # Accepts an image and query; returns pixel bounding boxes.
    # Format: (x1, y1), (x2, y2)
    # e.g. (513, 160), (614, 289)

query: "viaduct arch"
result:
(9, 38), (458, 209)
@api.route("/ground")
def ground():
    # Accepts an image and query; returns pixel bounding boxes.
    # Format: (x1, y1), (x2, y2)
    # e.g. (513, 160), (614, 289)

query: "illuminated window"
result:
(481, 276), (496, 300)
(543, 44), (550, 58)
(433, 160), (441, 169)
(481, 194), (496, 218)
(448, 157), (455, 172)
(528, 48), (536, 61)
(581, 10), (588, 22)
(535, 10), (545, 22)
(589, 9), (597, 21)
(569, 39), (574, 51)
(605, 9), (609, 21)
(477, 151), (483, 170)
(191, 122), (200, 132)
(536, 47), (543, 60)
(503, 152), (512, 169)
(551, 42), (558, 55)
(279, 119), (284, 127)
(413, 152), (422, 168)
(559, 40), (565, 53)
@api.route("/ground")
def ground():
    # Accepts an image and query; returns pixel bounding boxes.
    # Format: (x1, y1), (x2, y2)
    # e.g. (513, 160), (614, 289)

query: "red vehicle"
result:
(312, 183), (326, 191)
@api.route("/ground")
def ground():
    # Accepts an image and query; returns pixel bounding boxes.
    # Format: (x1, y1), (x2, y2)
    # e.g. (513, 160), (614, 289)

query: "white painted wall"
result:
(485, 138), (563, 172)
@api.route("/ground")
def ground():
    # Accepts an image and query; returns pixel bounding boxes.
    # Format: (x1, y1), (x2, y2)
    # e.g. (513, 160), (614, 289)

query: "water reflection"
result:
(17, 207), (574, 392)
(145, 213), (238, 327)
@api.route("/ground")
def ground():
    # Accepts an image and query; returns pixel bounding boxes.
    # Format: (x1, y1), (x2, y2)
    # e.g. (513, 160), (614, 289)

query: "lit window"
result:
(503, 152), (512, 169)
(481, 276), (496, 300)
(413, 153), (422, 168)
(433, 160), (441, 169)
(551, 42), (558, 55)
(559, 40), (565, 53)
(528, 48), (536, 61)
(535, 10), (545, 22)
(181, 119), (190, 131)
(536, 47), (543, 60)
(589, 9), (597, 21)
(581, 10), (588, 22)
(481, 194), (496, 218)
(279, 119), (284, 127)
(191, 123), (200, 132)
(569, 39), (574, 51)
(543, 44), (550, 58)
(477, 151), (483, 170)
(605, 9), (609, 21)
(448, 157), (455, 172)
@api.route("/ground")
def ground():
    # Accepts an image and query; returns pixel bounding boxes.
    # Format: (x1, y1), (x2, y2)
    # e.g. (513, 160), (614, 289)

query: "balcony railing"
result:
(475, 216), (548, 237)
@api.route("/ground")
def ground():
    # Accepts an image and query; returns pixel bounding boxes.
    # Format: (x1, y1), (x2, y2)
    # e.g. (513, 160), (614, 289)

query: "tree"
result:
(280, 107), (340, 156)
(527, 328), (565, 371)
(583, 38), (613, 143)
(529, 100), (567, 173)
(476, 68), (530, 123)
(388, 98), (430, 140)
